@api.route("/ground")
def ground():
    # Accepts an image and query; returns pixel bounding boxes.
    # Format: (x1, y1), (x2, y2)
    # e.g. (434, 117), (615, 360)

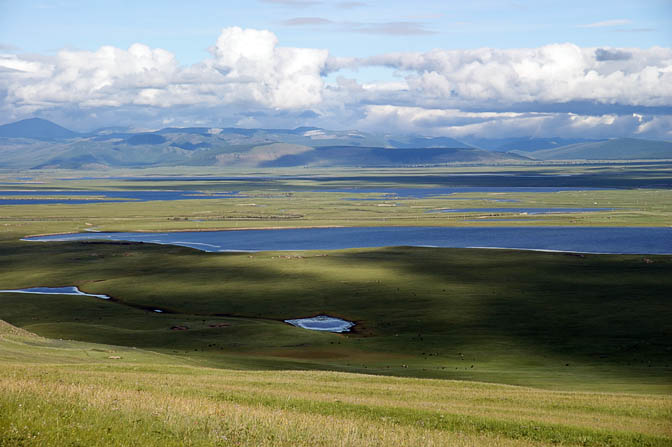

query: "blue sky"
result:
(3, 0), (670, 63)
(0, 0), (671, 138)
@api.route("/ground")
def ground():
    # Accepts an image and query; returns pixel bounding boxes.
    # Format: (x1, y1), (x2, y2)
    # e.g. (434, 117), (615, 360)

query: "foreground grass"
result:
(1, 325), (670, 447)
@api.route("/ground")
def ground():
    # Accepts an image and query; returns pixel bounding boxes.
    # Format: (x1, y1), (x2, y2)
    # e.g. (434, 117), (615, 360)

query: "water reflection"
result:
(285, 315), (355, 333)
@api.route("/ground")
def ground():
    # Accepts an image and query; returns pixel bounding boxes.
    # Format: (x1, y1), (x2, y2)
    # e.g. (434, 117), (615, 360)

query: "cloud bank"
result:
(0, 27), (670, 139)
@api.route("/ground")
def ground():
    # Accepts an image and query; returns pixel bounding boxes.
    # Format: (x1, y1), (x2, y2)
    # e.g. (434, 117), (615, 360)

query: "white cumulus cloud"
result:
(209, 27), (328, 108)
(0, 30), (670, 139)
(0, 27), (328, 117)
(336, 44), (672, 107)
(1, 44), (177, 110)
(354, 105), (658, 139)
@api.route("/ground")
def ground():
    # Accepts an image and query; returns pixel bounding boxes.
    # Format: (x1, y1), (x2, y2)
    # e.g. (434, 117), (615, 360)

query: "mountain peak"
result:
(0, 118), (78, 140)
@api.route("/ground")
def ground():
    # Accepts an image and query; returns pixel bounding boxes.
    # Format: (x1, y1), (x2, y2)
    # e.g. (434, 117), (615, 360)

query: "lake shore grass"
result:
(1, 164), (672, 232)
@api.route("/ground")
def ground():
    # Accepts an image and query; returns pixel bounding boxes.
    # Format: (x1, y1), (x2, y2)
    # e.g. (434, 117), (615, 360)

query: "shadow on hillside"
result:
(2, 239), (671, 370)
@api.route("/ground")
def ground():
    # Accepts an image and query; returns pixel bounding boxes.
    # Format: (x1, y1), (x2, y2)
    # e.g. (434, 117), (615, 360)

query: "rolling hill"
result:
(466, 137), (603, 152)
(524, 138), (672, 160)
(261, 146), (527, 167)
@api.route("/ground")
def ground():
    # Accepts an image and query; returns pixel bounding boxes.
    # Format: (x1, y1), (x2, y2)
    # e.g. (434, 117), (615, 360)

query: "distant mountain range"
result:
(0, 118), (670, 169)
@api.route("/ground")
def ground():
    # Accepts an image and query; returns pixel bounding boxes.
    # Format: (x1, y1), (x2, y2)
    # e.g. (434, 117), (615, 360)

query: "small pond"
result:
(0, 286), (110, 300)
(285, 316), (355, 332)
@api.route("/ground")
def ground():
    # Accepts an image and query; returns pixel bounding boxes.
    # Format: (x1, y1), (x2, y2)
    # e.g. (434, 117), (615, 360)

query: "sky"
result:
(1, 0), (671, 139)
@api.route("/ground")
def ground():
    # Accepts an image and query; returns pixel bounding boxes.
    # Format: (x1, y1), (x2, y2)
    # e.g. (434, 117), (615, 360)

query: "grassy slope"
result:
(1, 231), (670, 393)
(0, 169), (670, 393)
(527, 139), (672, 161)
(1, 169), (671, 446)
(1, 324), (670, 447)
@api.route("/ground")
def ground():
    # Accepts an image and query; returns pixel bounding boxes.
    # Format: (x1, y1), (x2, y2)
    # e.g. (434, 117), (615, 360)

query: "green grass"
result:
(1, 232), (670, 393)
(1, 167), (671, 445)
(1, 189), (672, 232)
(1, 326), (670, 446)
(1, 164), (672, 231)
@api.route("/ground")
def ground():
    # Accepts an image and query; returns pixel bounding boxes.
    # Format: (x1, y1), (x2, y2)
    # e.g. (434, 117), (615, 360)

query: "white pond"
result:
(285, 315), (355, 333)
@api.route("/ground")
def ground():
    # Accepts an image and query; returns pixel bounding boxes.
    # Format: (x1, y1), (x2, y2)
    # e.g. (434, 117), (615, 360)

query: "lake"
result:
(0, 190), (244, 205)
(323, 186), (611, 198)
(24, 226), (672, 254)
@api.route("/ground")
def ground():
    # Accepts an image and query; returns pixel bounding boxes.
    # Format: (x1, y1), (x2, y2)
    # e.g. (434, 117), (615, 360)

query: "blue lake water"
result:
(24, 226), (672, 254)
(324, 187), (611, 198)
(427, 208), (613, 214)
(284, 316), (355, 333)
(0, 286), (110, 300)
(0, 190), (243, 205)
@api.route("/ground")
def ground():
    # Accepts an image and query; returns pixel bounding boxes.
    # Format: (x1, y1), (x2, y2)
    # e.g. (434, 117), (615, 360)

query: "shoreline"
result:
(21, 226), (672, 256)
(22, 223), (672, 240)
(22, 225), (349, 239)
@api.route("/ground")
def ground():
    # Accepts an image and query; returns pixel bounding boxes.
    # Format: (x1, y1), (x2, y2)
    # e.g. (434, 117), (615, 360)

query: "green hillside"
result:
(1, 232), (670, 393)
(526, 138), (672, 160)
(0, 140), (525, 169)
(2, 322), (670, 447)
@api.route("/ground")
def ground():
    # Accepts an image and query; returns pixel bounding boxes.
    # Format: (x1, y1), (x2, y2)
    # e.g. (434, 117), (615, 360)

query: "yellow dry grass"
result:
(1, 349), (670, 447)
